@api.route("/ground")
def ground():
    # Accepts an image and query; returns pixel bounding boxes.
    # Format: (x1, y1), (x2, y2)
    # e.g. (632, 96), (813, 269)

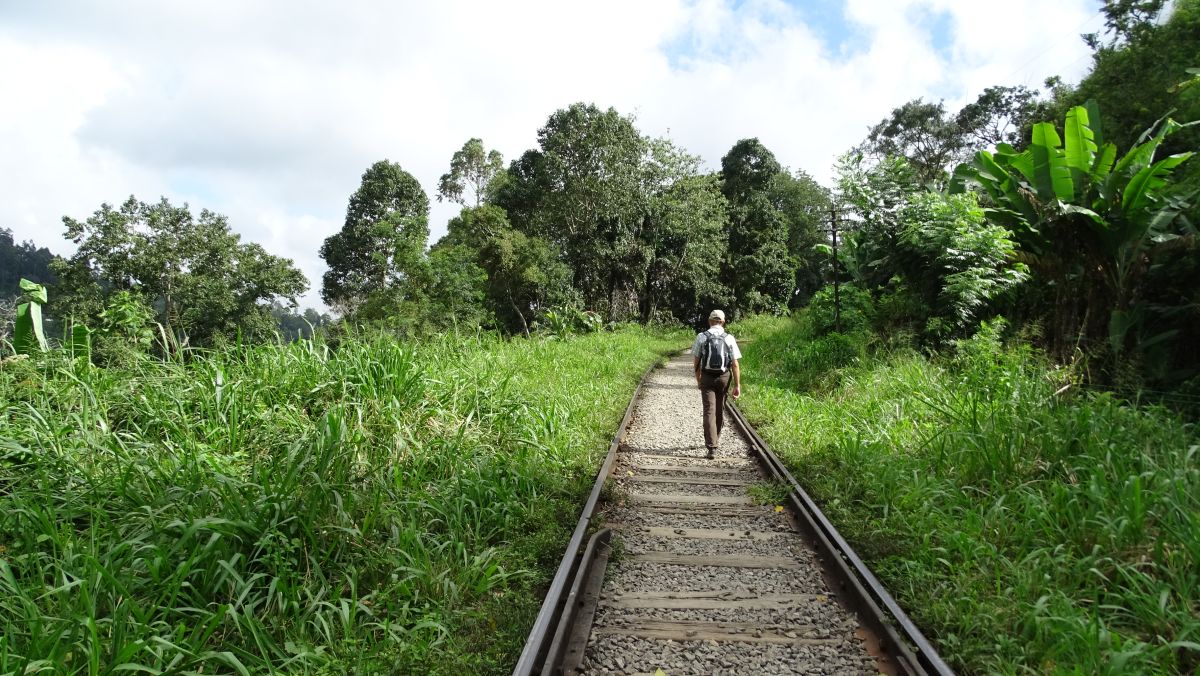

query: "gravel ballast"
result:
(577, 352), (879, 675)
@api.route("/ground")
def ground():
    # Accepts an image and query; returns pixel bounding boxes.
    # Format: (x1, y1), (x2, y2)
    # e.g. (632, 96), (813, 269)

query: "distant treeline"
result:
(1, 228), (57, 297)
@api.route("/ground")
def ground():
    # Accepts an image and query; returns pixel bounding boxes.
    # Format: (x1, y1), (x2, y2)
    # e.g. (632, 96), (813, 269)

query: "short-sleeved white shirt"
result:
(691, 325), (742, 367)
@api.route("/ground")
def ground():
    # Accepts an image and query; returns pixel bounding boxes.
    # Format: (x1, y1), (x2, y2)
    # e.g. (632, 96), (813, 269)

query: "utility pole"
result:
(826, 206), (842, 334)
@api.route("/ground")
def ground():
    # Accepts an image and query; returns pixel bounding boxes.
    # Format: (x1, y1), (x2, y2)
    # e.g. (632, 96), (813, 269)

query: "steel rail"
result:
(541, 528), (612, 673)
(516, 352), (954, 675)
(727, 402), (955, 676)
(512, 360), (662, 676)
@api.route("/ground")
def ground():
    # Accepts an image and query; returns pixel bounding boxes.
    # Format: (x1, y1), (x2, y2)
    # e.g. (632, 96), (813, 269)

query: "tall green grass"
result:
(0, 326), (682, 674)
(735, 315), (1199, 674)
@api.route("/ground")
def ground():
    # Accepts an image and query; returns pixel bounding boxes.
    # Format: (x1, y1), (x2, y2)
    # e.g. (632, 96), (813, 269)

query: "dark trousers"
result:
(699, 370), (731, 449)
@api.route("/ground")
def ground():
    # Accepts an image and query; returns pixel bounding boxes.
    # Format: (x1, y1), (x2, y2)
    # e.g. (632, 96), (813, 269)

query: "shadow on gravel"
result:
(642, 383), (703, 391)
(621, 444), (706, 455)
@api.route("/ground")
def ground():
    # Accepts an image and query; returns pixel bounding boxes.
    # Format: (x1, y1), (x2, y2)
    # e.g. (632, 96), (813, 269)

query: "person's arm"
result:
(731, 359), (741, 399)
(693, 356), (702, 386)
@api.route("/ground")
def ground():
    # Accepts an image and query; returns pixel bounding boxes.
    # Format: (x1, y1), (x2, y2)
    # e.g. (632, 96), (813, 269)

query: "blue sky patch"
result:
(784, 0), (871, 59)
(168, 172), (216, 205)
(908, 4), (956, 60)
(662, 0), (873, 69)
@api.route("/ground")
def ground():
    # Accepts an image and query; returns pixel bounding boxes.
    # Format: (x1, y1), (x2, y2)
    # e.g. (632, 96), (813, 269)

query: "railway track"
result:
(515, 352), (953, 675)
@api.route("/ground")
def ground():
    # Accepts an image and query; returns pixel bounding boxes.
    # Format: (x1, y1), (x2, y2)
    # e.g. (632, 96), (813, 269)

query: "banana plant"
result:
(950, 102), (1196, 356)
(13, 278), (48, 355)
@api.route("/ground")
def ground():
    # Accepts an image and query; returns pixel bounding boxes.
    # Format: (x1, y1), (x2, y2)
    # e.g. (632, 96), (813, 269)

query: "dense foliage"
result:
(951, 103), (1194, 372)
(51, 197), (308, 347)
(319, 161), (431, 317)
(736, 315), (1200, 674)
(840, 0), (1199, 390)
(314, 104), (827, 333)
(0, 326), (681, 674)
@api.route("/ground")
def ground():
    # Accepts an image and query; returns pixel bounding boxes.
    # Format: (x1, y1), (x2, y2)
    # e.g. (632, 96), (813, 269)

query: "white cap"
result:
(709, 309), (725, 321)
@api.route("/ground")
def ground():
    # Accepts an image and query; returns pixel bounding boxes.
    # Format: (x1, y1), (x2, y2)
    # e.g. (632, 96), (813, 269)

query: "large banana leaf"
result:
(19, 278), (48, 304)
(13, 279), (49, 355)
(1011, 156), (1038, 189)
(1084, 99), (1105, 147)
(950, 152), (1040, 231)
(1123, 152), (1194, 216)
(1105, 118), (1197, 213)
(1030, 123), (1074, 202)
(1091, 142), (1118, 204)
(1063, 106), (1097, 186)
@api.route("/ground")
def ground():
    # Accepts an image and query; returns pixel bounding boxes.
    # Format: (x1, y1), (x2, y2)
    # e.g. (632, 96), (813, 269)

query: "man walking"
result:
(692, 309), (742, 459)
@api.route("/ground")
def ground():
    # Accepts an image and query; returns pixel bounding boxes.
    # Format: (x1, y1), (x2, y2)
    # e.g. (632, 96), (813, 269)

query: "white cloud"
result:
(0, 0), (1101, 310)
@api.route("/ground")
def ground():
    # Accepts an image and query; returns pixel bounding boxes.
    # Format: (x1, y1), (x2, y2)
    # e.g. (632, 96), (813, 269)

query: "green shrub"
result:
(805, 283), (873, 336)
(873, 276), (926, 342)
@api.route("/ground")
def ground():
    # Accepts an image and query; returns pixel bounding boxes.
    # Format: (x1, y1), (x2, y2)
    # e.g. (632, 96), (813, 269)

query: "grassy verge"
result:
(733, 315), (1199, 674)
(0, 326), (683, 674)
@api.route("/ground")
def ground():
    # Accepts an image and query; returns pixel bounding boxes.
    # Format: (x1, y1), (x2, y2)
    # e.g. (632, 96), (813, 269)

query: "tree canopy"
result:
(53, 197), (308, 345)
(437, 138), (505, 207)
(718, 139), (797, 317)
(320, 160), (430, 317)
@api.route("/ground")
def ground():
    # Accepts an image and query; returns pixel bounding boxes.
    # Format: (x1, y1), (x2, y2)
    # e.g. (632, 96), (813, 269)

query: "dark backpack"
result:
(700, 331), (729, 373)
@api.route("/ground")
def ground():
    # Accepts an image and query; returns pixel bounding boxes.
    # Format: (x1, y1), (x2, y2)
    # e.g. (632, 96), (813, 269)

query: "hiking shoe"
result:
(705, 447), (716, 459)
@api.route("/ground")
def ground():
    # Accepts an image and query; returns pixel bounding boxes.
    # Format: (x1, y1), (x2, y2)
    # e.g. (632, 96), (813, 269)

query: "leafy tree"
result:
(955, 85), (1043, 149)
(719, 139), (794, 317)
(638, 140), (731, 324)
(857, 99), (968, 185)
(320, 160), (430, 316)
(480, 229), (574, 336)
(92, 290), (156, 365)
(440, 205), (574, 335)
(835, 153), (922, 290)
(720, 138), (782, 203)
(437, 138), (505, 207)
(1084, 0), (1171, 49)
(1077, 0), (1200, 161)
(859, 89), (1054, 184)
(422, 242), (491, 330)
(495, 103), (649, 319)
(269, 303), (333, 340)
(489, 149), (550, 233)
(53, 197), (308, 345)
(898, 192), (1028, 337)
(769, 170), (831, 307)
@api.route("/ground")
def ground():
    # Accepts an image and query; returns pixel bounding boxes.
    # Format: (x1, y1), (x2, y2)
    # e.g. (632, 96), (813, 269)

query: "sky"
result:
(0, 0), (1106, 310)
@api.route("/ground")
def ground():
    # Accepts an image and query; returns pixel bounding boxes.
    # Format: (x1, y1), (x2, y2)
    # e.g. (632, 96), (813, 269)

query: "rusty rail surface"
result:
(511, 361), (660, 675)
(727, 402), (955, 676)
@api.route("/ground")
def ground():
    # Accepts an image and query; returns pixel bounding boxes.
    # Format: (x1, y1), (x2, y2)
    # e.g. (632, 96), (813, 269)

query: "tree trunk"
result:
(607, 267), (619, 323)
(508, 290), (530, 338)
(640, 266), (656, 324)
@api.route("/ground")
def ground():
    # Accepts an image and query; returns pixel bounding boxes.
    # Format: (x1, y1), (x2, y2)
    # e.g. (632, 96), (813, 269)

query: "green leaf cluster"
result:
(12, 279), (48, 355)
(951, 103), (1195, 359)
(52, 197), (307, 347)
(320, 160), (430, 317)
